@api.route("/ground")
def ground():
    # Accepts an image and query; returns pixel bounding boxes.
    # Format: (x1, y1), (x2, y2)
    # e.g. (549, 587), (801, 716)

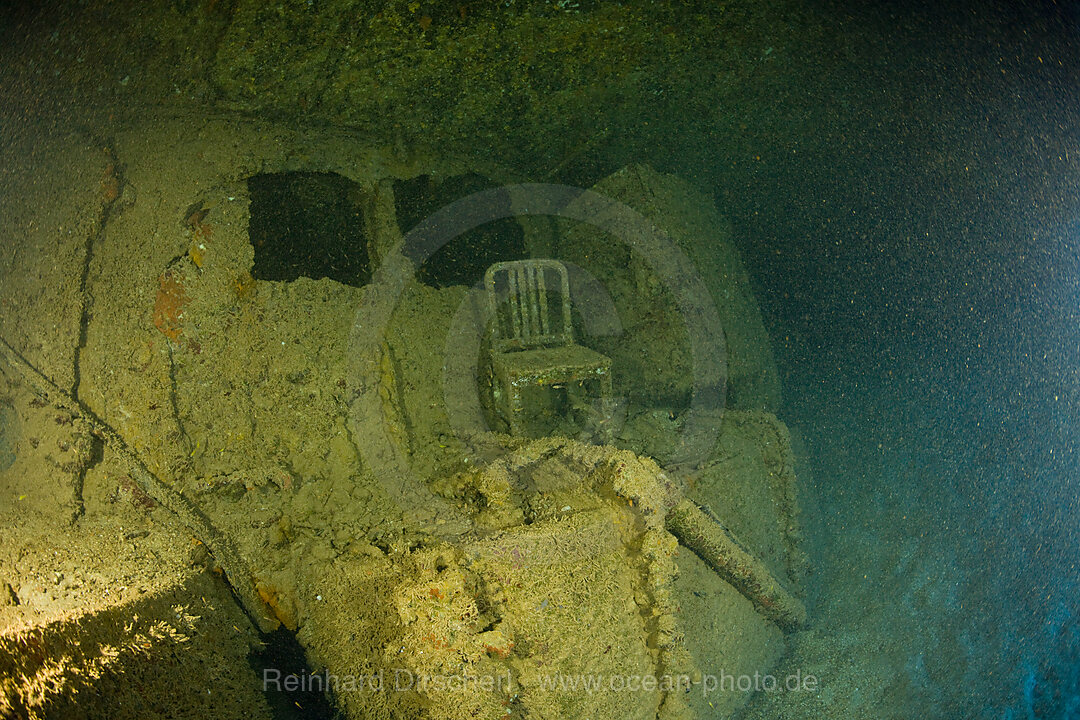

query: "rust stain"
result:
(153, 269), (188, 341)
(255, 580), (295, 630)
(101, 162), (119, 203)
(186, 204), (212, 269)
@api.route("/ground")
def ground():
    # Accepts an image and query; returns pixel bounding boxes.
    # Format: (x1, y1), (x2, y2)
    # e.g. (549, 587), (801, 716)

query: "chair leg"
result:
(505, 377), (524, 436)
(597, 371), (614, 444)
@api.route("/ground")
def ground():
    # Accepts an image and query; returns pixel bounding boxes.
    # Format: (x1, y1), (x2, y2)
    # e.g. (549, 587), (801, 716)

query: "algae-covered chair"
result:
(484, 259), (613, 440)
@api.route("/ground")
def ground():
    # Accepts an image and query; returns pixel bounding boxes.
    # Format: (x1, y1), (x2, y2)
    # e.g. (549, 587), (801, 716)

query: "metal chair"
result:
(485, 259), (613, 440)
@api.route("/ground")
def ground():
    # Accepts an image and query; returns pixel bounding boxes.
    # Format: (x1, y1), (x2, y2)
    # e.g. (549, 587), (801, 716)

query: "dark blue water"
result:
(708, 2), (1080, 715)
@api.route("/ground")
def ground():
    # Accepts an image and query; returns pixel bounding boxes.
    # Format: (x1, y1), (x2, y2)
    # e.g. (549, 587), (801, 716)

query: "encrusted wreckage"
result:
(0, 113), (804, 720)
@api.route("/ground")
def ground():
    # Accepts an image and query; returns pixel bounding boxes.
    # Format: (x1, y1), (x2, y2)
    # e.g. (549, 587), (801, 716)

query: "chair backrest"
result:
(485, 259), (574, 352)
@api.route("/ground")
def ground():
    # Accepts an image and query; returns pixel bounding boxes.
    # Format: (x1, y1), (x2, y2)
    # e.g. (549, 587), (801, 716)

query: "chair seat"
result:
(492, 344), (611, 384)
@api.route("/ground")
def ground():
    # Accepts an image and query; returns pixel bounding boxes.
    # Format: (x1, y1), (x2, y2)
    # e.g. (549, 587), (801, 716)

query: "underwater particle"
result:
(152, 269), (188, 341)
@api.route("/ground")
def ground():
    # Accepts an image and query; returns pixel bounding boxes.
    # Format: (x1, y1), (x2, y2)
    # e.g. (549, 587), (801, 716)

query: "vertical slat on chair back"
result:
(485, 260), (573, 351)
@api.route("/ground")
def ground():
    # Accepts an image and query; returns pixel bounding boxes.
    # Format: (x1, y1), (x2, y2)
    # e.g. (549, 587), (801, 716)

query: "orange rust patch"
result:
(101, 162), (119, 202)
(234, 270), (256, 300)
(188, 213), (212, 269)
(184, 205), (209, 229)
(153, 269), (188, 341)
(255, 580), (295, 630)
(484, 642), (514, 658)
(193, 219), (212, 242)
